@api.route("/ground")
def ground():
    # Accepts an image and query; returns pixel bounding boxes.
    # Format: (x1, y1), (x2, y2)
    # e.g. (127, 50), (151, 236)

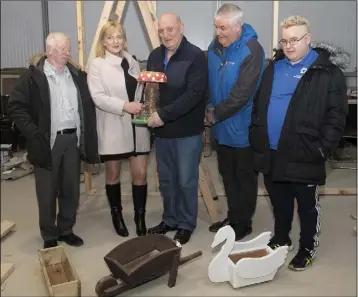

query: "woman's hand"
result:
(123, 102), (143, 115)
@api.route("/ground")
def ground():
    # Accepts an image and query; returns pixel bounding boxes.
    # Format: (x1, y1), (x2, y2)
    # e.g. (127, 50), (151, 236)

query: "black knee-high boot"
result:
(105, 183), (129, 237)
(132, 184), (147, 236)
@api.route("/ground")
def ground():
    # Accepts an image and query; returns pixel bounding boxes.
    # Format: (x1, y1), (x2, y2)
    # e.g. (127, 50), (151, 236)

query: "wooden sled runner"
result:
(95, 234), (202, 297)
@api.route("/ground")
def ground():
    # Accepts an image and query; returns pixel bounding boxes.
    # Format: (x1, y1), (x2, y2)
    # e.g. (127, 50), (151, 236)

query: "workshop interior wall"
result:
(1, 1), (356, 69)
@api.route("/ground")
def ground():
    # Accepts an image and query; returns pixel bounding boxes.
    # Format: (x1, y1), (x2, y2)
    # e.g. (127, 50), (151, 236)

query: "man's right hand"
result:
(123, 102), (143, 115)
(205, 108), (216, 125)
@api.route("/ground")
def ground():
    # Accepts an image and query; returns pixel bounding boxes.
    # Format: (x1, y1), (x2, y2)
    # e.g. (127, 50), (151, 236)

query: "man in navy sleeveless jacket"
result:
(146, 13), (208, 245)
(206, 3), (265, 240)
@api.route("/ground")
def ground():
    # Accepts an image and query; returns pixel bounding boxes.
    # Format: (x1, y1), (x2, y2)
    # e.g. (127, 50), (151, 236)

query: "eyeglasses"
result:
(279, 33), (307, 47)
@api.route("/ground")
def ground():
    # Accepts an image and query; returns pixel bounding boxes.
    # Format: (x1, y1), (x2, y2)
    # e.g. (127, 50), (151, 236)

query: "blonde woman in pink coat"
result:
(87, 21), (151, 237)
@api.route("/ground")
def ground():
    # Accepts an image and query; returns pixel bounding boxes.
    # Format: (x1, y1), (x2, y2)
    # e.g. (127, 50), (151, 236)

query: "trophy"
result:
(132, 71), (167, 125)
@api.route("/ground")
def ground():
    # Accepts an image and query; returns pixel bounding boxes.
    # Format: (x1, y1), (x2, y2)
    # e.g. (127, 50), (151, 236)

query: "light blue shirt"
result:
(43, 59), (80, 148)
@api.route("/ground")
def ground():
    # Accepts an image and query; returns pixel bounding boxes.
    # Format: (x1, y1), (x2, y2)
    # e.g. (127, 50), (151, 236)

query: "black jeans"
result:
(264, 150), (321, 250)
(216, 144), (258, 227)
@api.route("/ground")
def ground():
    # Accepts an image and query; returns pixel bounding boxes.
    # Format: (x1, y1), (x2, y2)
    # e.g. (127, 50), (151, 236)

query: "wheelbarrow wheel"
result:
(95, 275), (118, 297)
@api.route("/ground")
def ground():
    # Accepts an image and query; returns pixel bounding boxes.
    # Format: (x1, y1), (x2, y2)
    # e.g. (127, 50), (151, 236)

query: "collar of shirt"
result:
(164, 48), (177, 70)
(284, 47), (315, 67)
(43, 59), (70, 78)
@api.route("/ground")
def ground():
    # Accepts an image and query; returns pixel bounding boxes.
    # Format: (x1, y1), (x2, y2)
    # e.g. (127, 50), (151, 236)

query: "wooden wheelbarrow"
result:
(95, 234), (203, 297)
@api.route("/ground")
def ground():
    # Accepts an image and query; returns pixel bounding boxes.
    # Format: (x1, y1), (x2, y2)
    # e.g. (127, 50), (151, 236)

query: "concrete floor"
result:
(1, 152), (357, 296)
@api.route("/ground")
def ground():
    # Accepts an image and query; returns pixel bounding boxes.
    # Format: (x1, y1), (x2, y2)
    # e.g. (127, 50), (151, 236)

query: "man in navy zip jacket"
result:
(206, 3), (265, 240)
(146, 13), (208, 245)
(249, 16), (347, 271)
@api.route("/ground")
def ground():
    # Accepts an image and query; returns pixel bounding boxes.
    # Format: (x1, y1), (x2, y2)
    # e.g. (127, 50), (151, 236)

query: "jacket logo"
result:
(293, 67), (308, 79)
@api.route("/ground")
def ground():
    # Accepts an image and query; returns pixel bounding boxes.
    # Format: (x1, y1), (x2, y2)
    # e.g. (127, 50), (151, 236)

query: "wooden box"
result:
(38, 246), (81, 296)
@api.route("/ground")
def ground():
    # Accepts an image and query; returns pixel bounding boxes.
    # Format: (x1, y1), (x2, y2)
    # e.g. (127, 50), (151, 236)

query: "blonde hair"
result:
(95, 21), (128, 58)
(280, 15), (310, 31)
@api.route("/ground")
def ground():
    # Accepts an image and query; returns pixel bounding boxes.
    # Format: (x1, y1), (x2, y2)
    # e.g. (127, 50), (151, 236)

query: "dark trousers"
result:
(34, 133), (80, 241)
(155, 135), (202, 232)
(264, 151), (321, 251)
(216, 144), (258, 226)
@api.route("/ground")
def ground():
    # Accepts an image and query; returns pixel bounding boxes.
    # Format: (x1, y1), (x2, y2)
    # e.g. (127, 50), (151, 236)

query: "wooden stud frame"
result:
(86, 1), (160, 68)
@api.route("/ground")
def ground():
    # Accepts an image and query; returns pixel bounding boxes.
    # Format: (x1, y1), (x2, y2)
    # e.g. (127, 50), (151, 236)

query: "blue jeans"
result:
(155, 135), (202, 231)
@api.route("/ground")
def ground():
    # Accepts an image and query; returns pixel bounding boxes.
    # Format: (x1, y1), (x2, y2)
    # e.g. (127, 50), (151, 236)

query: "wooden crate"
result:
(1, 262), (15, 284)
(38, 246), (81, 296)
(1, 220), (16, 239)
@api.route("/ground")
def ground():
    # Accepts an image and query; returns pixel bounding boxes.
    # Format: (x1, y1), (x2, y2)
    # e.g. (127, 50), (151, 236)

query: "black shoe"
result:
(148, 221), (177, 234)
(208, 218), (229, 232)
(132, 184), (147, 236)
(268, 235), (294, 251)
(173, 229), (192, 245)
(289, 247), (315, 271)
(106, 183), (129, 237)
(58, 233), (84, 247)
(231, 224), (252, 241)
(43, 239), (57, 249)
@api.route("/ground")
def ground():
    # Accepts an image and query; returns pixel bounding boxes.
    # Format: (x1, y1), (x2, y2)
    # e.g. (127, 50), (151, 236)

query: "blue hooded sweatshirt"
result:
(207, 24), (265, 147)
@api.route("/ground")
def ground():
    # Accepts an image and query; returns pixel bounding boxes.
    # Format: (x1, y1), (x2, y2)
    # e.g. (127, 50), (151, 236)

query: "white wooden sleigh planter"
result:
(208, 226), (288, 289)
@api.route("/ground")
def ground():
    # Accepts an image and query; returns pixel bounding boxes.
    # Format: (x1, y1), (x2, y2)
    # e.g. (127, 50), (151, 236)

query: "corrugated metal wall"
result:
(1, 1), (357, 69)
(278, 1), (357, 70)
(222, 1), (274, 57)
(48, 1), (79, 61)
(1, 1), (44, 68)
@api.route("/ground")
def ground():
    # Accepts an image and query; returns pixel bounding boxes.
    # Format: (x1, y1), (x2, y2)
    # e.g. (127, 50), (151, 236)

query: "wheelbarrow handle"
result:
(179, 251), (203, 266)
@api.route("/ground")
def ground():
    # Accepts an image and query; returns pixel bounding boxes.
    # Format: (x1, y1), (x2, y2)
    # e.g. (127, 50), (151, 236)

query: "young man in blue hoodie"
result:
(206, 3), (265, 240)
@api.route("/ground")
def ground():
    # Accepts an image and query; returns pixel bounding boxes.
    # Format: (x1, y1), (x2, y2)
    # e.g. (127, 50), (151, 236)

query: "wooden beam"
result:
(256, 187), (357, 196)
(150, 1), (156, 13)
(120, 187), (357, 198)
(87, 1), (114, 68)
(147, 1), (158, 31)
(114, 0), (127, 23)
(76, 0), (94, 195)
(1, 220), (15, 239)
(76, 0), (85, 68)
(200, 161), (217, 200)
(137, 1), (160, 49)
(272, 0), (279, 57)
(199, 164), (220, 224)
(1, 263), (15, 284)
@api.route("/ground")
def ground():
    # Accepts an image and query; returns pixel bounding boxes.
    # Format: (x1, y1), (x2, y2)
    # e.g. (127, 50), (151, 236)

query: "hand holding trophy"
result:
(132, 71), (168, 125)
